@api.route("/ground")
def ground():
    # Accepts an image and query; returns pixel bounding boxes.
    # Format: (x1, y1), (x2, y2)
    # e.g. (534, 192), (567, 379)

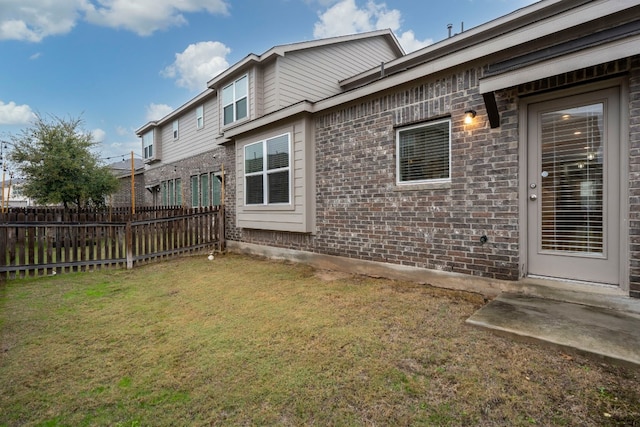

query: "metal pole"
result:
(1, 167), (5, 214)
(6, 172), (13, 211)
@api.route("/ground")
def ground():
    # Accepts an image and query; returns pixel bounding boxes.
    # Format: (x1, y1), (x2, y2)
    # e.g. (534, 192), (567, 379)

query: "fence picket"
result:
(0, 207), (223, 279)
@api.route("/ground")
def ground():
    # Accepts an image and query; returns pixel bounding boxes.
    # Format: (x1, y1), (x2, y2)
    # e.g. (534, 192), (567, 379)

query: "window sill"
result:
(242, 203), (295, 212)
(394, 180), (451, 191)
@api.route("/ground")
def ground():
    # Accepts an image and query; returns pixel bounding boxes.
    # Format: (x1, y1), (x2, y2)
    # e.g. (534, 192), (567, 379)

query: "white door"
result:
(527, 87), (620, 285)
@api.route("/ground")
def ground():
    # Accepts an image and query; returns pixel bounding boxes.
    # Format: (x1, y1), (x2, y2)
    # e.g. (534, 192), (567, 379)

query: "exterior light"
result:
(464, 110), (476, 124)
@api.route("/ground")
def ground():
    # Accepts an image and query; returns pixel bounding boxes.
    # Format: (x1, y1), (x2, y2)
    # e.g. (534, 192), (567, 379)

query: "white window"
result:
(244, 133), (290, 205)
(173, 120), (179, 139)
(161, 178), (182, 206)
(396, 118), (451, 184)
(142, 130), (154, 160)
(196, 105), (204, 129)
(222, 75), (248, 126)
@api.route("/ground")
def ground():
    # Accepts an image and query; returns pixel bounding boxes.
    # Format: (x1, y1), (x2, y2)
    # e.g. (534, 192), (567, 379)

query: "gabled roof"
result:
(206, 29), (403, 89)
(136, 29), (403, 136)
(135, 89), (215, 136)
(220, 0), (640, 139)
(339, 0), (638, 90)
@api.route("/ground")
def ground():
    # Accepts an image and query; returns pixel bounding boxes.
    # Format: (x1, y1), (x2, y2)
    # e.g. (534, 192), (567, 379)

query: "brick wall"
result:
(234, 57), (640, 294)
(238, 66), (520, 280)
(111, 173), (145, 208)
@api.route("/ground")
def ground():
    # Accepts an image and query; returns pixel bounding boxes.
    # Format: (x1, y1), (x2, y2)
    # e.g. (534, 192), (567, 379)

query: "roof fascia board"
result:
(479, 33), (640, 93)
(326, 0), (636, 105)
(206, 54), (260, 88)
(224, 3), (638, 134)
(340, 0), (620, 88)
(219, 101), (314, 140)
(135, 89), (215, 135)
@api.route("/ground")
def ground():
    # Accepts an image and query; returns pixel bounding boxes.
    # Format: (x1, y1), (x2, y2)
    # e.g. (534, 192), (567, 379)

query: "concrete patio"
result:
(467, 286), (640, 368)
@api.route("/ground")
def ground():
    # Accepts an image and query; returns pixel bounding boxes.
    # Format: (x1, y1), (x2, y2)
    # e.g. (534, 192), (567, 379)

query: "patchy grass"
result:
(0, 254), (638, 426)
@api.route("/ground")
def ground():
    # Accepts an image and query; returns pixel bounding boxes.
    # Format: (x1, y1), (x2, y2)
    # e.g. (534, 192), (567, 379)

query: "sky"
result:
(0, 0), (537, 164)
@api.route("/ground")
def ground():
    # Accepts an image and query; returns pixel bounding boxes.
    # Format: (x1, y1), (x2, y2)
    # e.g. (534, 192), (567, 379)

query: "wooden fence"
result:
(0, 206), (224, 280)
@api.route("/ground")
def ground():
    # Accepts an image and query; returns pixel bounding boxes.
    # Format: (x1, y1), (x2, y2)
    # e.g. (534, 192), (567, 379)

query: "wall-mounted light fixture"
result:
(464, 109), (476, 125)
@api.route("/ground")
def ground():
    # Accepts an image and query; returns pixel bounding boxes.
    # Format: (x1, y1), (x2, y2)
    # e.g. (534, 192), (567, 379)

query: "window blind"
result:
(398, 120), (450, 183)
(540, 104), (604, 253)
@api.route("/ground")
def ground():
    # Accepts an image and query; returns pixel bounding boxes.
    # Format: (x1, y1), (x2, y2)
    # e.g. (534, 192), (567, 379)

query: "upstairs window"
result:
(396, 119), (451, 184)
(196, 105), (204, 129)
(142, 130), (154, 159)
(244, 133), (290, 205)
(173, 120), (179, 139)
(222, 75), (248, 126)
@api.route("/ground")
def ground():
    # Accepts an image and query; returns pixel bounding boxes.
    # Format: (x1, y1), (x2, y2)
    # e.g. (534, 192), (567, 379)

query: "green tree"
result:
(9, 114), (120, 208)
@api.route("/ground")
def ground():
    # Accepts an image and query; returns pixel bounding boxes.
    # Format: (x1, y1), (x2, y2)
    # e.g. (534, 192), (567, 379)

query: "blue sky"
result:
(0, 0), (536, 163)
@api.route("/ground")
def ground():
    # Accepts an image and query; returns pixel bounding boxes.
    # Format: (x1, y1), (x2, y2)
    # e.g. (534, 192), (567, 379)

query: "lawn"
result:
(0, 254), (638, 426)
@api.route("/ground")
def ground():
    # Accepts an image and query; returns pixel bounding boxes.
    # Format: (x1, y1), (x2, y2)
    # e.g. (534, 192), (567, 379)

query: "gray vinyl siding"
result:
(263, 38), (397, 114)
(160, 95), (219, 164)
(262, 61), (278, 114)
(236, 117), (314, 233)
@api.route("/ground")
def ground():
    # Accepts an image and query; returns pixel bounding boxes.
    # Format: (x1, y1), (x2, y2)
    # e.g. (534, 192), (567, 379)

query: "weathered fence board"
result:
(0, 206), (223, 280)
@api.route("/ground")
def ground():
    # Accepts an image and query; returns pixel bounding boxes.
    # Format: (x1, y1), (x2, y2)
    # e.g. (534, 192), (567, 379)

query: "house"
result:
(1, 177), (33, 208)
(135, 30), (404, 209)
(138, 0), (640, 299)
(108, 158), (146, 208)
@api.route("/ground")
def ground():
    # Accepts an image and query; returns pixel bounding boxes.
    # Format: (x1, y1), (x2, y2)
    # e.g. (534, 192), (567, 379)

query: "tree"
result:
(9, 114), (120, 208)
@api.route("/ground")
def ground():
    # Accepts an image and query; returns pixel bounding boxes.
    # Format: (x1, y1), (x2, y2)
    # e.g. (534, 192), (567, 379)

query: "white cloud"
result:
(397, 30), (432, 53)
(161, 41), (230, 91)
(145, 103), (173, 122)
(83, 0), (229, 36)
(0, 0), (229, 42)
(29, 52), (42, 60)
(91, 128), (106, 142)
(313, 0), (431, 53)
(0, 0), (83, 42)
(115, 125), (131, 136)
(0, 100), (36, 125)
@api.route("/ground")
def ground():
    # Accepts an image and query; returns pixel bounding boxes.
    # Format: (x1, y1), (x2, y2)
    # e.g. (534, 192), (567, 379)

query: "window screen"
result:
(397, 119), (450, 183)
(244, 133), (290, 205)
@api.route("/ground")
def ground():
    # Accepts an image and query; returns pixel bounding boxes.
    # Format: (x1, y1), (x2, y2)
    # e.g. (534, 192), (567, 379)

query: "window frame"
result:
(395, 118), (452, 186)
(196, 105), (204, 129)
(222, 75), (248, 126)
(160, 178), (182, 206)
(244, 132), (291, 206)
(142, 130), (154, 160)
(191, 175), (199, 207)
(173, 120), (179, 139)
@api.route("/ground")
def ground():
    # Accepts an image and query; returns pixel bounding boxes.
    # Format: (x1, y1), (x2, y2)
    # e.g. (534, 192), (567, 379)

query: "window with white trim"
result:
(191, 175), (199, 206)
(142, 130), (154, 160)
(196, 105), (204, 129)
(244, 133), (290, 205)
(161, 178), (182, 206)
(222, 75), (248, 126)
(396, 118), (451, 184)
(173, 120), (179, 139)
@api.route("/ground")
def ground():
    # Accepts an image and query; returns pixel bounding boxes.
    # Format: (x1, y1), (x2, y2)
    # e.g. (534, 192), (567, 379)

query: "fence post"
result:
(218, 205), (225, 252)
(126, 221), (133, 269)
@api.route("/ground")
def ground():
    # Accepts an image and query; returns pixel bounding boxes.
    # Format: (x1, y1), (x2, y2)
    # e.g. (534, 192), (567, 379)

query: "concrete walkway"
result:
(467, 292), (640, 367)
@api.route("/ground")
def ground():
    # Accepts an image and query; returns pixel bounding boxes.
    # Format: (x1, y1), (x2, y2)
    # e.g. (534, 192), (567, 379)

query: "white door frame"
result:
(518, 77), (629, 291)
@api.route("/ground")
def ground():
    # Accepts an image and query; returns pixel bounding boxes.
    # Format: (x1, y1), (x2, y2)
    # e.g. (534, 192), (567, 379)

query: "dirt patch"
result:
(314, 269), (353, 281)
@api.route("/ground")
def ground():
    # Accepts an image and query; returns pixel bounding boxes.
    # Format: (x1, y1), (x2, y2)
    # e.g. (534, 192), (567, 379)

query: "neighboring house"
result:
(108, 159), (146, 208)
(136, 30), (404, 209)
(138, 0), (640, 299)
(1, 178), (33, 207)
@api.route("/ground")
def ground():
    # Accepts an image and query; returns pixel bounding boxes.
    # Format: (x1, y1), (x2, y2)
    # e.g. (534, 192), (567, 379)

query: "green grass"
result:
(0, 254), (639, 426)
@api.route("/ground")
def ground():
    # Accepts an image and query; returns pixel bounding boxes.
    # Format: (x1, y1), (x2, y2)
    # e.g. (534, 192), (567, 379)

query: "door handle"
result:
(529, 194), (538, 201)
